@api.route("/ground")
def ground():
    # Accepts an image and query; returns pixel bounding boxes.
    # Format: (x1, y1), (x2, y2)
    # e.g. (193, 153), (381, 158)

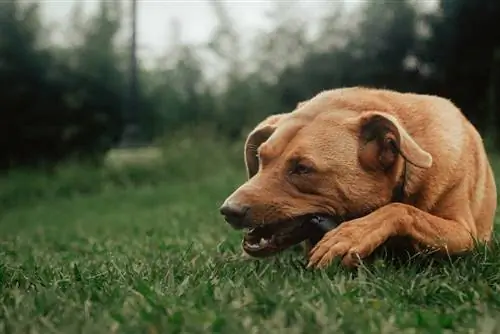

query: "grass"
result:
(1, 134), (500, 333)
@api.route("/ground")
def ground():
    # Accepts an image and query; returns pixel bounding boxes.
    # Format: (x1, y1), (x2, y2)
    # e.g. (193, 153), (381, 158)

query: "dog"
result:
(219, 87), (497, 269)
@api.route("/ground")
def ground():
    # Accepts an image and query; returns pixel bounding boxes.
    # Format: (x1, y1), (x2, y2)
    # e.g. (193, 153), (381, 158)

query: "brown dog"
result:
(219, 87), (497, 269)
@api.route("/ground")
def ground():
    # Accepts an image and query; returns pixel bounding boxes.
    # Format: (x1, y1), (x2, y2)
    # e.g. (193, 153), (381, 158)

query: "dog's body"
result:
(220, 87), (497, 268)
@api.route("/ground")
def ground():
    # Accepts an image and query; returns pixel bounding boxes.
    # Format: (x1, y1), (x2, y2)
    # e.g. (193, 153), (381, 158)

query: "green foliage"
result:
(420, 0), (500, 134)
(0, 138), (500, 332)
(0, 0), (125, 169)
(0, 130), (242, 211)
(149, 45), (212, 136)
(0, 0), (499, 169)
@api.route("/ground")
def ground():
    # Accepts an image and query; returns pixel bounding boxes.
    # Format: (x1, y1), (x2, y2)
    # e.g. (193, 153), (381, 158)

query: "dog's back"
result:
(313, 87), (497, 243)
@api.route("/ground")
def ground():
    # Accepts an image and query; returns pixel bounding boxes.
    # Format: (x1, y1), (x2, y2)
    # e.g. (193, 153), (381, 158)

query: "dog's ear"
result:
(244, 114), (284, 179)
(358, 111), (432, 171)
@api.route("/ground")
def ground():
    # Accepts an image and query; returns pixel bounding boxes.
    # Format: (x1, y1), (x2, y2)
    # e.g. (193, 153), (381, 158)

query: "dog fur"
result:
(220, 87), (497, 269)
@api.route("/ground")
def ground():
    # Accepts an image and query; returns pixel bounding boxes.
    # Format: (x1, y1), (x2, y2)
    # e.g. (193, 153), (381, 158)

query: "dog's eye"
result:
(291, 163), (312, 175)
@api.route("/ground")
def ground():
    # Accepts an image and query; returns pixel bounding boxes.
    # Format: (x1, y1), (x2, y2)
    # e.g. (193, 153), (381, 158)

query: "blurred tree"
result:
(148, 17), (212, 138)
(276, 0), (420, 109)
(207, 0), (243, 81)
(315, 1), (353, 53)
(420, 0), (500, 134)
(237, 0), (314, 130)
(251, 0), (310, 84)
(1, 0), (500, 170)
(207, 0), (253, 139)
(65, 0), (125, 155)
(348, 0), (421, 90)
(0, 0), (65, 168)
(0, 0), (125, 169)
(120, 0), (144, 147)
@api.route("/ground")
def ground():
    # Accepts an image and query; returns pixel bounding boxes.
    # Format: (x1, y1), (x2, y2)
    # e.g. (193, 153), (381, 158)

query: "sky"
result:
(39, 0), (438, 71)
(39, 1), (365, 62)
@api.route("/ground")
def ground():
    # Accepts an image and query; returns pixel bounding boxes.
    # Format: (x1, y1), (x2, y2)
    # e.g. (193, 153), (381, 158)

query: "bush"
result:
(0, 130), (245, 210)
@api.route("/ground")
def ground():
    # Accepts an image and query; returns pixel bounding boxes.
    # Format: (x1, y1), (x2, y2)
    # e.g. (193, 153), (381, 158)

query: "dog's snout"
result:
(219, 201), (250, 228)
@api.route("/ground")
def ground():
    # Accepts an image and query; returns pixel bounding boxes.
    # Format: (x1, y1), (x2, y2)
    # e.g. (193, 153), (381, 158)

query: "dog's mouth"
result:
(242, 215), (341, 257)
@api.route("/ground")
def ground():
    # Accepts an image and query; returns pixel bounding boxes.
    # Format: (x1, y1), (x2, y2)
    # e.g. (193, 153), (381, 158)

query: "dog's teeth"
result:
(245, 242), (260, 249)
(245, 237), (272, 250)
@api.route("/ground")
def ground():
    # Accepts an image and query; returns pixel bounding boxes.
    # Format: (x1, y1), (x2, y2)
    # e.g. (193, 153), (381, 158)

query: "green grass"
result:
(1, 135), (500, 333)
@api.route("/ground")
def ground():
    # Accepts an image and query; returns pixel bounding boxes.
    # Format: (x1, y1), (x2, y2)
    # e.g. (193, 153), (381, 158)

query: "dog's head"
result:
(220, 96), (432, 257)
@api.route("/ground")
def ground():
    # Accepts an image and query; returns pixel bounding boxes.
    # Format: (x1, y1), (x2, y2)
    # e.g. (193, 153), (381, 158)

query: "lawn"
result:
(1, 136), (500, 333)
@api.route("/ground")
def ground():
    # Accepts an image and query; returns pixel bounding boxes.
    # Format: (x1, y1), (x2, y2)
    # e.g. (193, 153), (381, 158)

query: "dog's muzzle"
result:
(219, 201), (251, 229)
(219, 198), (341, 257)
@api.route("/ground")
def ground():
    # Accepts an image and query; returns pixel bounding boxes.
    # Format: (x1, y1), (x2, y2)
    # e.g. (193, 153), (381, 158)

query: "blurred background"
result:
(1, 0), (500, 203)
(3, 2), (500, 331)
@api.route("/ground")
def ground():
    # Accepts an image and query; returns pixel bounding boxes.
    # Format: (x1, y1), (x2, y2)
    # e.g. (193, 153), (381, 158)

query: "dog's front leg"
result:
(307, 203), (476, 269)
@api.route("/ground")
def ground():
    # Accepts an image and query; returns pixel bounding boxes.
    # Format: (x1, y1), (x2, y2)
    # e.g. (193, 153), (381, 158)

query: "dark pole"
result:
(120, 0), (139, 147)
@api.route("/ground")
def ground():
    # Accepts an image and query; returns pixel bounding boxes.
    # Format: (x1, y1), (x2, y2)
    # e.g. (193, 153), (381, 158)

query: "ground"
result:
(1, 139), (499, 333)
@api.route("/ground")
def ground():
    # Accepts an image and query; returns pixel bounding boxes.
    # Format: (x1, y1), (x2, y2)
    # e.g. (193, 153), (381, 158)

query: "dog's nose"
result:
(219, 201), (249, 228)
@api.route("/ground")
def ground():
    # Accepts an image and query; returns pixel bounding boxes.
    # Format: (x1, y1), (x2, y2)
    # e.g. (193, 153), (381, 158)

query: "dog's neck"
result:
(391, 160), (408, 203)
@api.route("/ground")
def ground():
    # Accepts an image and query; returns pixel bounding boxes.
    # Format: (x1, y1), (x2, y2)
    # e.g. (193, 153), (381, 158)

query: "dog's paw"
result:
(306, 217), (387, 269)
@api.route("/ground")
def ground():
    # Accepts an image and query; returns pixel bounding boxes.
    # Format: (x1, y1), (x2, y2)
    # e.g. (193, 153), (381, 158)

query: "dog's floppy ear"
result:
(358, 111), (432, 171)
(244, 114), (284, 179)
